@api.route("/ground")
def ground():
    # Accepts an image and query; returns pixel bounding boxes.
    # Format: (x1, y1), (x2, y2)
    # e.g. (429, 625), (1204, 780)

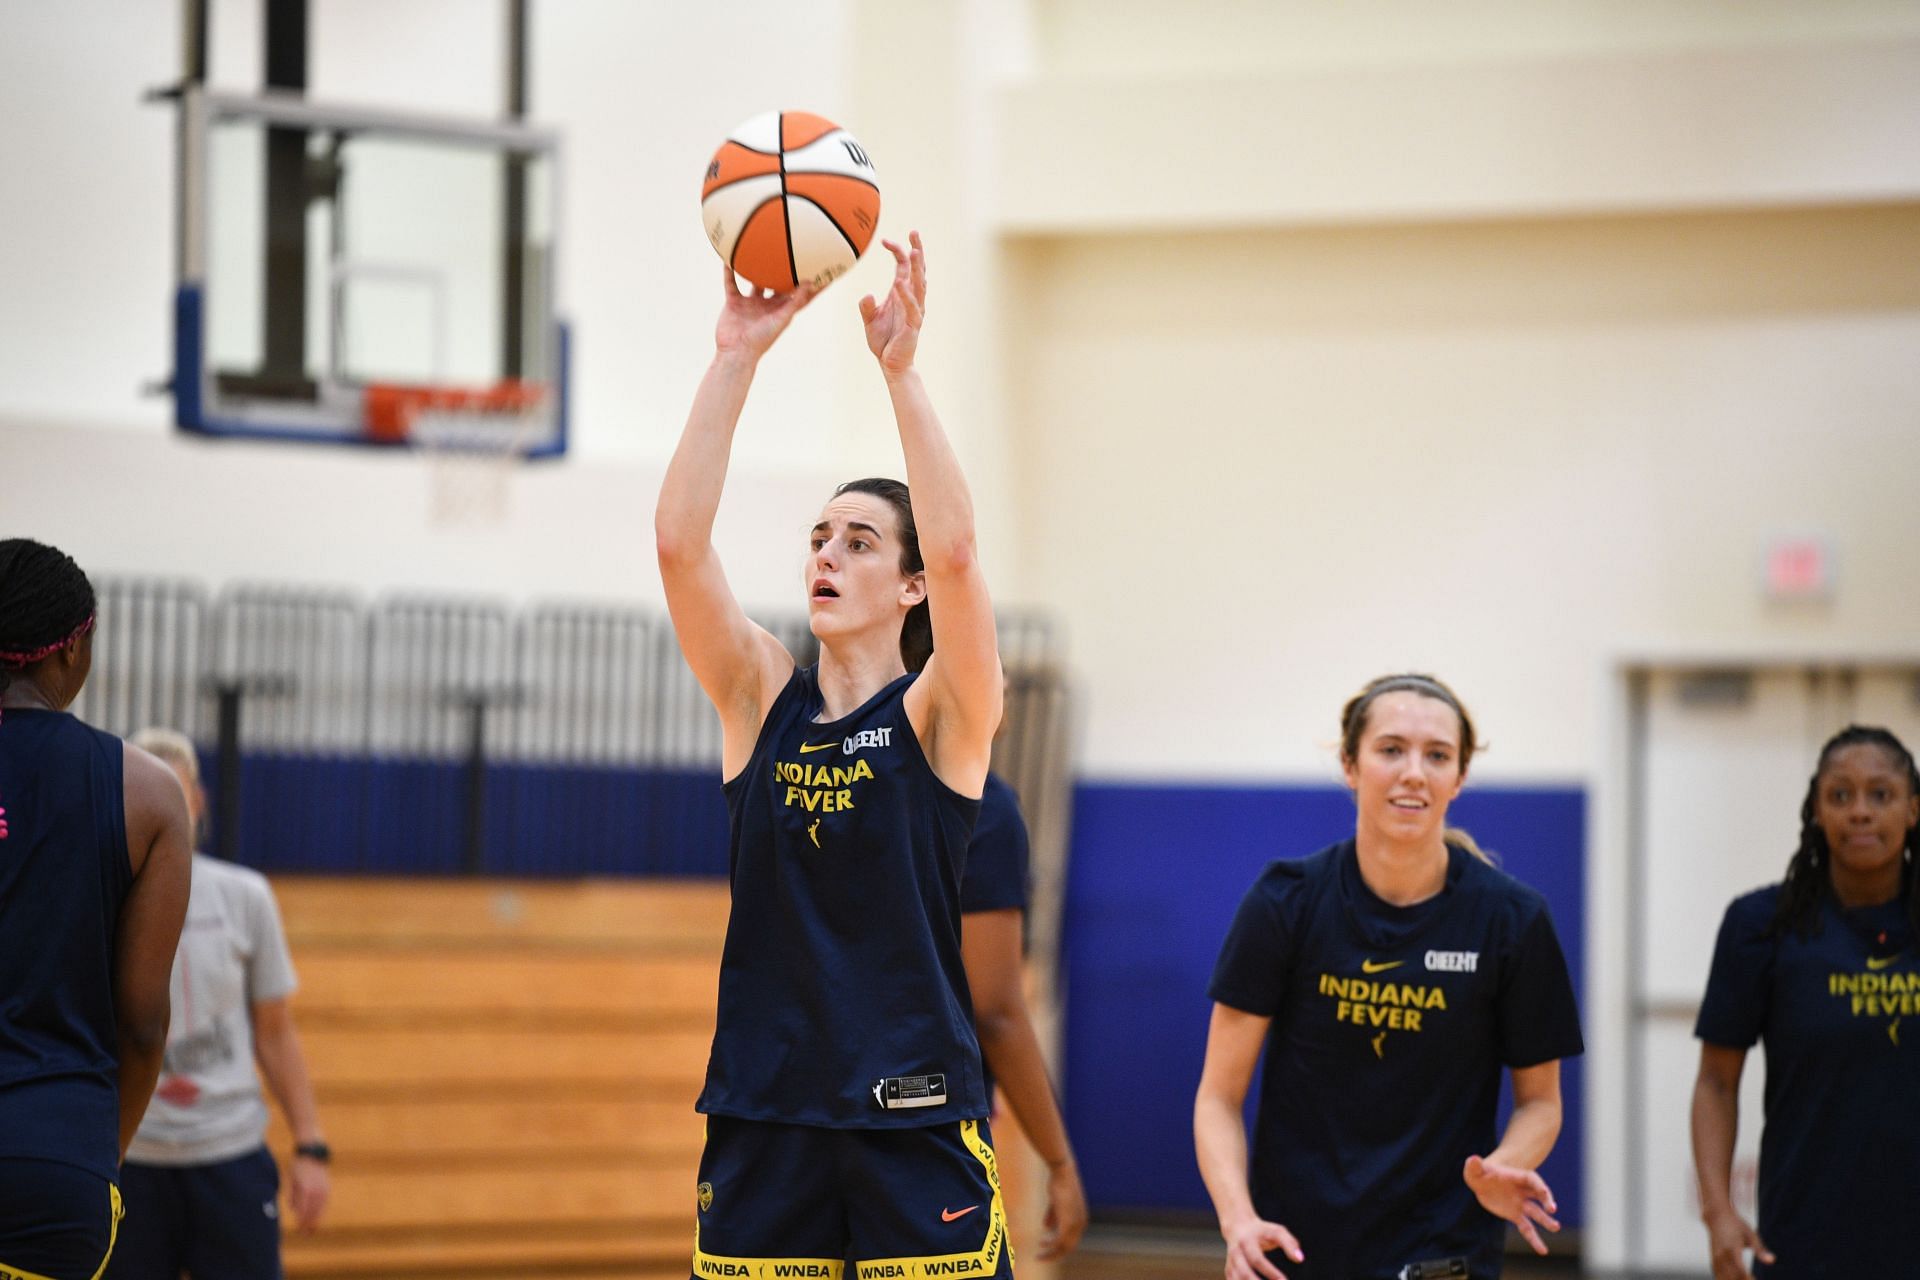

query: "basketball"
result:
(701, 110), (880, 293)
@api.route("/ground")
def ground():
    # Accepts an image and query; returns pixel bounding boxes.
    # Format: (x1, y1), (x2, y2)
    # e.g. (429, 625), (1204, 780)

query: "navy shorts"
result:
(107, 1147), (282, 1280)
(0, 1158), (122, 1280)
(693, 1116), (1012, 1280)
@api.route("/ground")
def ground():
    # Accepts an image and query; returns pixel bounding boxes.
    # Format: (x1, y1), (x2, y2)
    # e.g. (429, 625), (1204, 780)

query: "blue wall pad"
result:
(1060, 781), (1586, 1227)
(207, 753), (733, 877)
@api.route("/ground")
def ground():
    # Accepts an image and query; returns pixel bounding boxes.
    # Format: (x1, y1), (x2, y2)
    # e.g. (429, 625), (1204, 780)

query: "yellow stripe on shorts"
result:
(0, 1181), (123, 1280)
(691, 1227), (844, 1280)
(855, 1120), (1011, 1280)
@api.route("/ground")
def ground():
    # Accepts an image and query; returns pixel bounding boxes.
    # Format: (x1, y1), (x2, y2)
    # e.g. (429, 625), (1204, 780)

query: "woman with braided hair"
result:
(0, 538), (191, 1279)
(1691, 725), (1920, 1280)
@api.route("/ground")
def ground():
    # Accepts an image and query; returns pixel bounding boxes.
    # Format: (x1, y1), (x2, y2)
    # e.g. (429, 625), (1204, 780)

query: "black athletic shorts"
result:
(0, 1158), (122, 1280)
(693, 1116), (1012, 1279)
(108, 1147), (283, 1280)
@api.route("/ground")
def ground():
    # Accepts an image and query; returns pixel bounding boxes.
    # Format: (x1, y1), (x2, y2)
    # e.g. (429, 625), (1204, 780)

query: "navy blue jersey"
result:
(699, 667), (988, 1128)
(0, 709), (133, 1182)
(1209, 840), (1584, 1280)
(1695, 884), (1919, 1279)
(960, 773), (1029, 916)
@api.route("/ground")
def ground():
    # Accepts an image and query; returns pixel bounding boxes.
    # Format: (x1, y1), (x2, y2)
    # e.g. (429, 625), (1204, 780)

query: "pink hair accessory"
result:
(0, 614), (96, 667)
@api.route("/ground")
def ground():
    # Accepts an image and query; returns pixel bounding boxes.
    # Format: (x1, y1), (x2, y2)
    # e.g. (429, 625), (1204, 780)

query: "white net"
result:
(410, 400), (545, 527)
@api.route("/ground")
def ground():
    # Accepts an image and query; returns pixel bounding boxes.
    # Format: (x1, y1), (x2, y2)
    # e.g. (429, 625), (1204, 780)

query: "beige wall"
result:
(1007, 205), (1920, 780)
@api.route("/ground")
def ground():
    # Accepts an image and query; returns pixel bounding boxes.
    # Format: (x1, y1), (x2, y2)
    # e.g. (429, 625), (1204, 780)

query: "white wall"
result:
(1007, 205), (1920, 781)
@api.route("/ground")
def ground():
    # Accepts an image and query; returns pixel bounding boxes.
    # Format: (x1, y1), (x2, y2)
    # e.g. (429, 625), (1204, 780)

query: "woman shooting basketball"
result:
(657, 233), (1012, 1276)
(1194, 674), (1584, 1280)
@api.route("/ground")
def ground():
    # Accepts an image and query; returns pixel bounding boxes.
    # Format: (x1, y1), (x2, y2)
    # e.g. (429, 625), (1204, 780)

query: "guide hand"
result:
(1223, 1216), (1305, 1280)
(1464, 1154), (1560, 1255)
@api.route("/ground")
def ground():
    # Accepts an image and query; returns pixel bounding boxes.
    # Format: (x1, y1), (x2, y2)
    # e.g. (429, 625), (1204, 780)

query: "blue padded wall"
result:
(1059, 782), (1586, 1226)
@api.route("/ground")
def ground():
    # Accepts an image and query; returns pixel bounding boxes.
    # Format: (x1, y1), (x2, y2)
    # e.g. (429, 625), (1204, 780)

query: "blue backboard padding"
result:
(1060, 781), (1587, 1226)
(172, 283), (571, 456)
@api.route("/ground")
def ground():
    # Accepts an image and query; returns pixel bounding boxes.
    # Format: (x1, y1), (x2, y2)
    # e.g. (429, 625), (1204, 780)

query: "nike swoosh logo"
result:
(1866, 954), (1904, 971)
(941, 1205), (979, 1223)
(1360, 959), (1404, 974)
(798, 741), (838, 753)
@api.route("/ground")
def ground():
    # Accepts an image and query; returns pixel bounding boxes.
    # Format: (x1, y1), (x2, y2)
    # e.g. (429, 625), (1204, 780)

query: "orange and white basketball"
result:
(701, 111), (880, 294)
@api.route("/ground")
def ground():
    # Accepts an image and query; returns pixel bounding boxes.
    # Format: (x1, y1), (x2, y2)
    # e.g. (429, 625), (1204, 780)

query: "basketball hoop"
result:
(364, 381), (550, 527)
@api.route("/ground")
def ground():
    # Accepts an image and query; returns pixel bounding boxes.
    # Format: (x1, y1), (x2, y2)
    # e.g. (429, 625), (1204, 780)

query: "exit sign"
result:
(1763, 535), (1835, 602)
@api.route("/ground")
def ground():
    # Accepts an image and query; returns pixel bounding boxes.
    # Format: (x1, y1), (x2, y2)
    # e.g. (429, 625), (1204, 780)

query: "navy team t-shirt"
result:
(699, 666), (988, 1129)
(1695, 884), (1919, 1279)
(1209, 840), (1584, 1280)
(961, 773), (1029, 916)
(960, 772), (1029, 1099)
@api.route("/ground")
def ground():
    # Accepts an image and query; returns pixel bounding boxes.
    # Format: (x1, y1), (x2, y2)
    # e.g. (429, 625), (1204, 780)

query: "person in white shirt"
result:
(108, 728), (330, 1280)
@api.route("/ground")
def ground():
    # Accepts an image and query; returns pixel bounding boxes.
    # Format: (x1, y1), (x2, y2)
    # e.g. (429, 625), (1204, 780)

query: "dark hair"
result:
(1340, 672), (1492, 864)
(0, 538), (97, 700)
(1770, 725), (1920, 941)
(831, 477), (931, 673)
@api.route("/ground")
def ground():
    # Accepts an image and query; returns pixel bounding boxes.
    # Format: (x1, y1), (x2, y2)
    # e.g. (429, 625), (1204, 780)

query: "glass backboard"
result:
(174, 89), (566, 456)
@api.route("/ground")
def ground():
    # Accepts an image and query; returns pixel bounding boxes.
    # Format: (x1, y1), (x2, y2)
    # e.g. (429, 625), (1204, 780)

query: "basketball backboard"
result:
(172, 88), (567, 456)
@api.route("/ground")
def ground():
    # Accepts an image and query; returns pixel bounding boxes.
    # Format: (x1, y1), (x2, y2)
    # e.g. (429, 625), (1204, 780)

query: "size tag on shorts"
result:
(872, 1074), (948, 1110)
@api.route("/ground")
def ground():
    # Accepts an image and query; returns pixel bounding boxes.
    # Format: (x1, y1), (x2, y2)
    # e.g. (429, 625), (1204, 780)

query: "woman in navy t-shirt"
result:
(658, 236), (1013, 1274)
(1194, 674), (1584, 1280)
(1692, 725), (1920, 1280)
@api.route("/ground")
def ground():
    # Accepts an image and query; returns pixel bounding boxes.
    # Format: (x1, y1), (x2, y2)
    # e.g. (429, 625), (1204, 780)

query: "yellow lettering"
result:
(1406, 1010), (1423, 1032)
(852, 758), (874, 782)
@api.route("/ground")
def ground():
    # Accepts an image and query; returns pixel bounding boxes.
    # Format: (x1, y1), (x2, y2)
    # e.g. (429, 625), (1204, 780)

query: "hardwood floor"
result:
(1060, 1225), (1582, 1280)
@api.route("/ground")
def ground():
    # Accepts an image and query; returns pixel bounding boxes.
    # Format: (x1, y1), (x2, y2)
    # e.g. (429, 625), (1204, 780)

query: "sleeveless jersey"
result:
(0, 709), (133, 1182)
(698, 667), (988, 1128)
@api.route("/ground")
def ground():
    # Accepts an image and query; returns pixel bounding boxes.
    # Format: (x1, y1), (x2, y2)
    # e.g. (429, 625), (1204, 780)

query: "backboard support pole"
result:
(262, 0), (310, 397)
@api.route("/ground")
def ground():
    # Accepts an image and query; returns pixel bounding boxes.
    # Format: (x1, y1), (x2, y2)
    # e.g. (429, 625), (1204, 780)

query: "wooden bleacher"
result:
(267, 878), (1053, 1280)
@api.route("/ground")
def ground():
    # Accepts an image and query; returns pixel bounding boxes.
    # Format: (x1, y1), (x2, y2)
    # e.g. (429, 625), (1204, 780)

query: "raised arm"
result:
(1194, 1003), (1305, 1280)
(656, 269), (816, 776)
(867, 233), (1001, 794)
(116, 742), (192, 1157)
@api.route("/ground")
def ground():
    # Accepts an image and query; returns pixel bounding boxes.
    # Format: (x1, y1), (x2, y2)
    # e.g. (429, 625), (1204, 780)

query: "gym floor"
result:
(1061, 1225), (1584, 1280)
